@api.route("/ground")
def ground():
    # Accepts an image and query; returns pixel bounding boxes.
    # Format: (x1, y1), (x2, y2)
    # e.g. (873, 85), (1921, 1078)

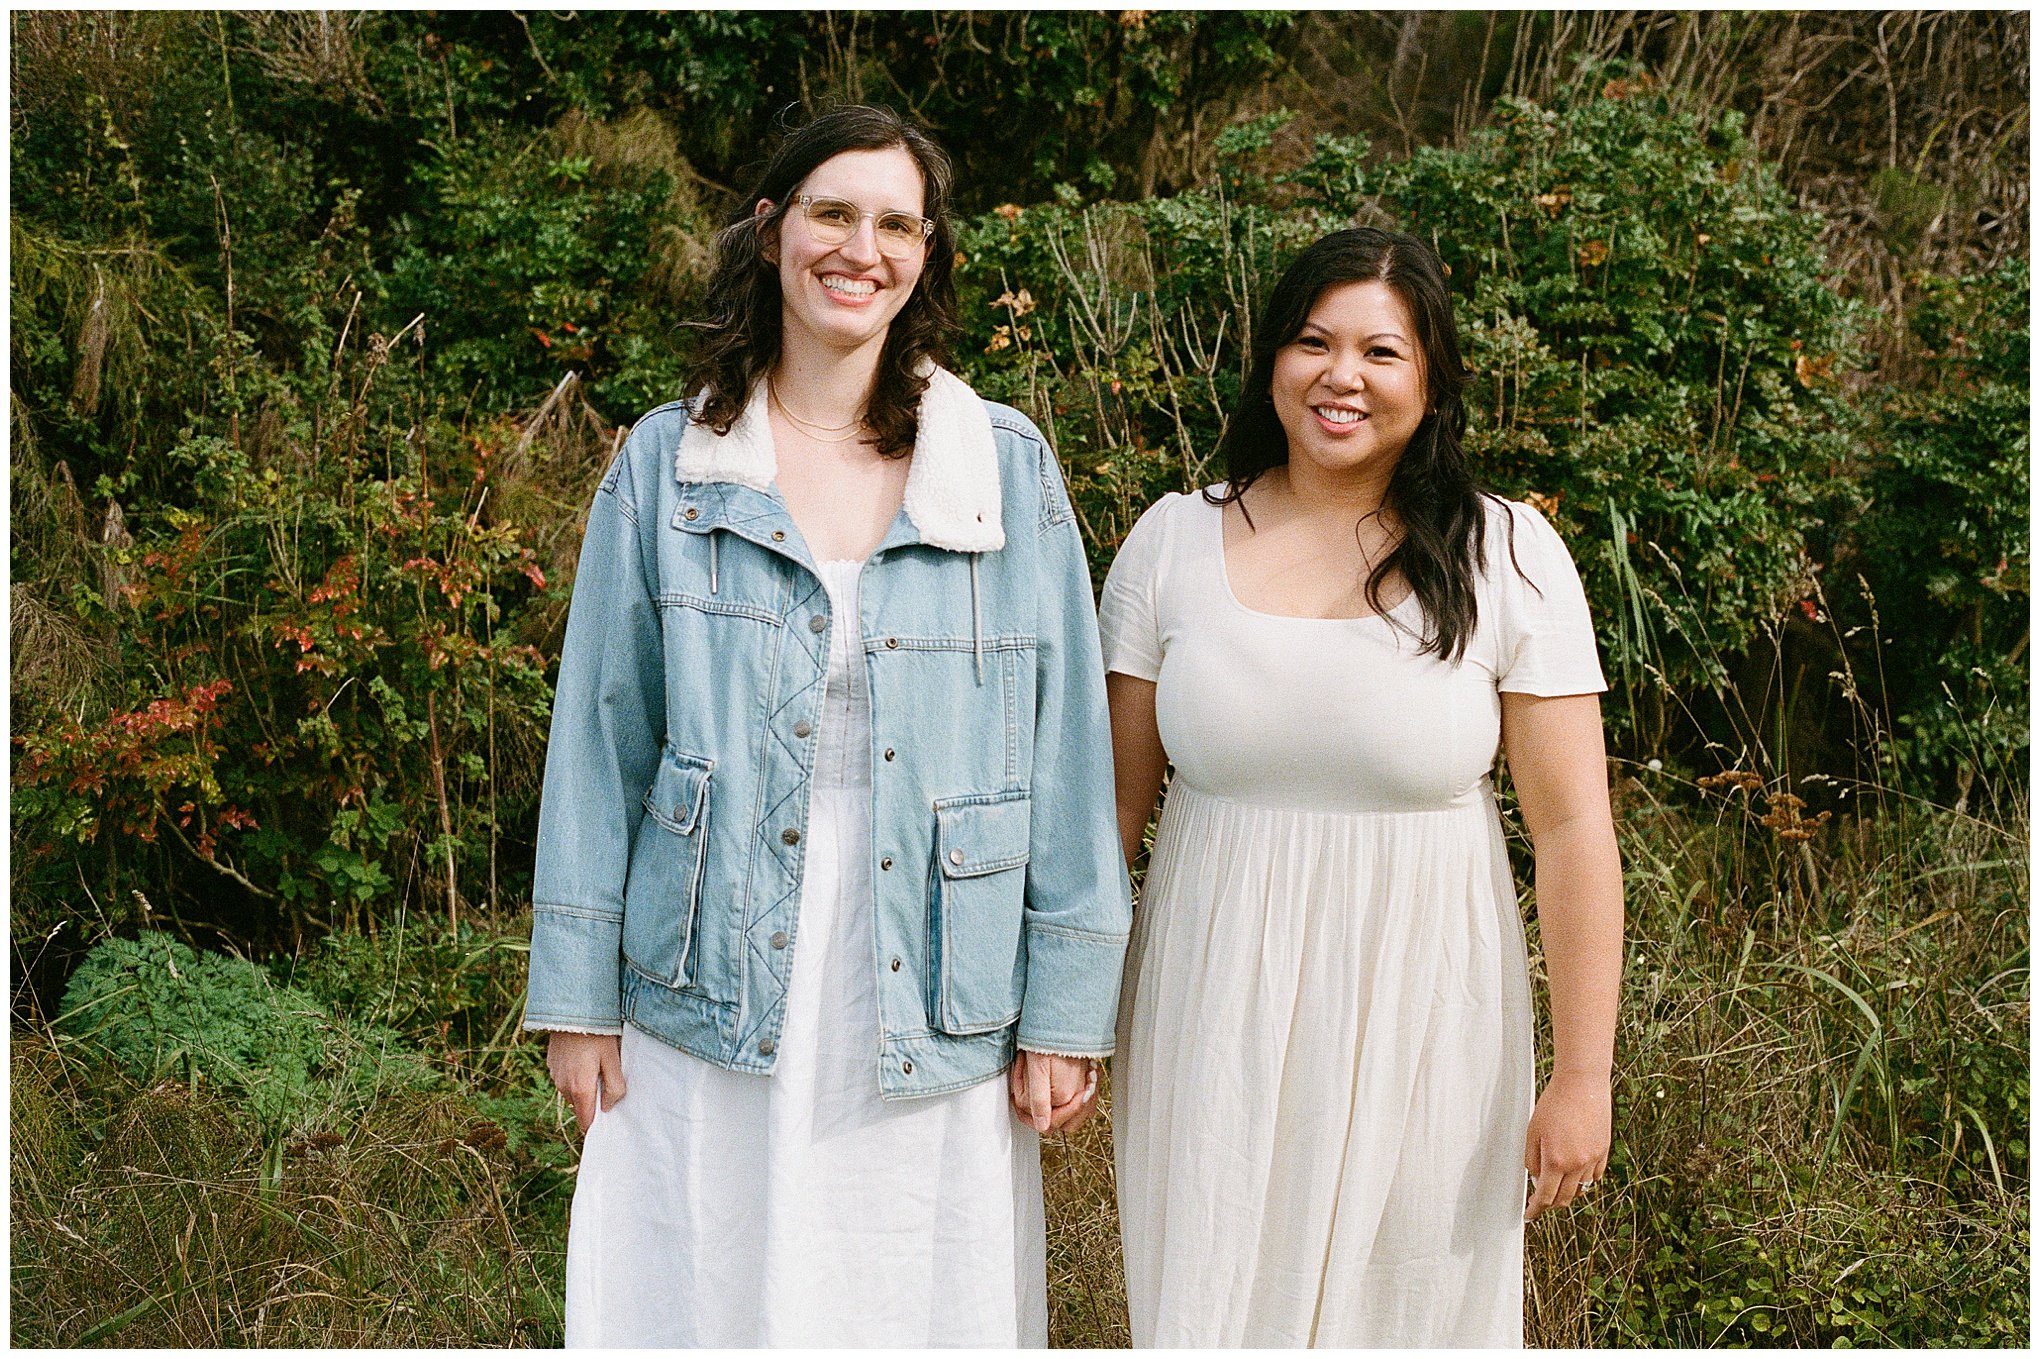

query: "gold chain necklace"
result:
(768, 377), (866, 442)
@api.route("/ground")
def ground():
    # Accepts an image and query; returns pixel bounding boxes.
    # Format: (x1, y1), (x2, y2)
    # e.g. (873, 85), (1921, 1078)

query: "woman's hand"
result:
(1523, 1068), (1611, 1220)
(547, 1031), (627, 1133)
(1008, 1051), (1099, 1134)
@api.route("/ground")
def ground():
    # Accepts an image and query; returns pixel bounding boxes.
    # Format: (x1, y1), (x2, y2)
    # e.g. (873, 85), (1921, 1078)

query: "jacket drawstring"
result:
(708, 531), (719, 594)
(970, 553), (984, 686)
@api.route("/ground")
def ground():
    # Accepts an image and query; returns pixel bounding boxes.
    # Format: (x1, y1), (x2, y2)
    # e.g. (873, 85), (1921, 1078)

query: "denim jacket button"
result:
(890, 957), (901, 972)
(759, 1038), (777, 1056)
(793, 720), (812, 738)
(880, 856), (893, 870)
(883, 748), (896, 761)
(683, 507), (699, 520)
(901, 1059), (913, 1074)
(949, 848), (965, 865)
(673, 803), (687, 819)
(782, 828), (801, 845)
(770, 931), (789, 949)
(885, 636), (899, 649)
(809, 615), (826, 633)
(773, 530), (786, 541)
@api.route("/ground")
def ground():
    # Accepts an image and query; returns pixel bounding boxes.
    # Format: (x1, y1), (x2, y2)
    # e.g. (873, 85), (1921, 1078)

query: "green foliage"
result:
(1360, 81), (1863, 707)
(8, 19), (2028, 1345)
(57, 930), (435, 1144)
(12, 406), (568, 954)
(14, 19), (2024, 961)
(950, 78), (1885, 743)
(12, 1029), (570, 1346)
(1850, 260), (2029, 793)
(956, 176), (1336, 580)
(1506, 765), (2029, 1348)
(15, 910), (585, 1345)
(380, 112), (704, 419)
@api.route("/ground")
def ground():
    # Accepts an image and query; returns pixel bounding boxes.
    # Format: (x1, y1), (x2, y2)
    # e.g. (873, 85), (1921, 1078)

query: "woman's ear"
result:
(754, 199), (779, 265)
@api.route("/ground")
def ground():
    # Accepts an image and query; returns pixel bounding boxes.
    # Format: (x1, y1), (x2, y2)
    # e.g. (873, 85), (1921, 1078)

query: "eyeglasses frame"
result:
(790, 194), (935, 258)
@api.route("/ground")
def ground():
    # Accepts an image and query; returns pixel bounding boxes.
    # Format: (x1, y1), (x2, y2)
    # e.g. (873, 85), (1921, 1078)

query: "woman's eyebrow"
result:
(811, 192), (921, 215)
(1294, 321), (1411, 346)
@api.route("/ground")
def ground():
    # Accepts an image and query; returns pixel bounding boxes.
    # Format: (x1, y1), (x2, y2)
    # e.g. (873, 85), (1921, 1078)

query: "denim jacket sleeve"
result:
(1014, 437), (1134, 1057)
(523, 436), (667, 1034)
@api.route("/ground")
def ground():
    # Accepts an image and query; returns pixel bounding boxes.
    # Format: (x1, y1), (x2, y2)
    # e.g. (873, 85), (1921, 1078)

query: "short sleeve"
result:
(1097, 494), (1176, 682)
(1491, 501), (1608, 697)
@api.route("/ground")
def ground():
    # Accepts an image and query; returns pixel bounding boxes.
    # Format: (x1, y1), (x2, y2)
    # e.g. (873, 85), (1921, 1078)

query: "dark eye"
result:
(810, 200), (856, 227)
(875, 213), (922, 241)
(1296, 335), (1329, 350)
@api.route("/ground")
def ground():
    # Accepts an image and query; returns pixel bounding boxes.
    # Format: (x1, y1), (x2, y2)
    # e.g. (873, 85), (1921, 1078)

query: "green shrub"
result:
(1366, 79), (1864, 711)
(1849, 259), (2029, 797)
(10, 392), (580, 955)
(953, 78), (1869, 740)
(57, 930), (435, 1152)
(378, 109), (707, 420)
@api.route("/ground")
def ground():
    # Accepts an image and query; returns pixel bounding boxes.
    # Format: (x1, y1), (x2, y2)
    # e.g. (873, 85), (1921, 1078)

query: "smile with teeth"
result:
(822, 275), (877, 297)
(1313, 405), (1367, 425)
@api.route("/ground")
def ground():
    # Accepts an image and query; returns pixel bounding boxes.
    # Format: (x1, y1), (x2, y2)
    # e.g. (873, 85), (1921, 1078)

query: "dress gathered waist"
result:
(1165, 775), (1497, 820)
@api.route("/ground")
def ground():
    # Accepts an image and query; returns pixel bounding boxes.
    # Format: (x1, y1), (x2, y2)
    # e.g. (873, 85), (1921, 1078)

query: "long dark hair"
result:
(686, 104), (958, 459)
(1207, 227), (1508, 662)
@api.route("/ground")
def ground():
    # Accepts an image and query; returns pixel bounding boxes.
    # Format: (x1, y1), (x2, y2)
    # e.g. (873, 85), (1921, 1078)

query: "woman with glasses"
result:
(525, 105), (1130, 1347)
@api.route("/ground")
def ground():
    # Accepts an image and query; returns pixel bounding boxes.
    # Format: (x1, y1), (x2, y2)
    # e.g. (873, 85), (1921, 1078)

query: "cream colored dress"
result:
(564, 559), (1047, 1348)
(1099, 491), (1606, 1348)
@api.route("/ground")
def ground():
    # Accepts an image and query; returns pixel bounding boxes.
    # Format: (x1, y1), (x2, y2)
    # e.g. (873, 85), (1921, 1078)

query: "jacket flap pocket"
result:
(934, 793), (1031, 878)
(644, 750), (713, 835)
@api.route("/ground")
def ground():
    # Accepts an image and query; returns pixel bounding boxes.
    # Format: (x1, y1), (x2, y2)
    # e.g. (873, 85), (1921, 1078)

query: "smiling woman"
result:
(684, 107), (961, 466)
(1102, 228), (1624, 1346)
(523, 106), (1130, 1347)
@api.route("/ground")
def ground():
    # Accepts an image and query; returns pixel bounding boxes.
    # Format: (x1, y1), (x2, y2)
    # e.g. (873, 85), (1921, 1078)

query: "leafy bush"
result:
(1848, 259), (2029, 796)
(952, 79), (1870, 743)
(12, 404), (572, 955)
(379, 109), (708, 420)
(57, 930), (435, 1153)
(1365, 80), (1863, 709)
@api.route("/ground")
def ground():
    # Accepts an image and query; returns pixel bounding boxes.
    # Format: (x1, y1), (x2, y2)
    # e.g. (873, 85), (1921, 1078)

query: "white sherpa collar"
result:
(673, 365), (1004, 553)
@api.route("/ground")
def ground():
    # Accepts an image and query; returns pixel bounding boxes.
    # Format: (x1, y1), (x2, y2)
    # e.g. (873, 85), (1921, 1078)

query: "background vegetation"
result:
(11, 10), (2027, 1347)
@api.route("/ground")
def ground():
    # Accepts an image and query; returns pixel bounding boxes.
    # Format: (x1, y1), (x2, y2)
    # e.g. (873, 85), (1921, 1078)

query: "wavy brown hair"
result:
(684, 104), (958, 460)
(1207, 227), (1520, 663)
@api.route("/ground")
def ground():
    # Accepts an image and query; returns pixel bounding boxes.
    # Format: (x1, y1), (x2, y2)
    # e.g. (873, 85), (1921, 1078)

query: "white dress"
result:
(1098, 491), (1606, 1348)
(564, 558), (1048, 1348)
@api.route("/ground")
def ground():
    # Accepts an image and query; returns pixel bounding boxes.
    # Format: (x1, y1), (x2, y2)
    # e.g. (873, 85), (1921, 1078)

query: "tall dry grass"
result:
(1036, 779), (2028, 1348)
(11, 1028), (569, 1346)
(13, 763), (2026, 1348)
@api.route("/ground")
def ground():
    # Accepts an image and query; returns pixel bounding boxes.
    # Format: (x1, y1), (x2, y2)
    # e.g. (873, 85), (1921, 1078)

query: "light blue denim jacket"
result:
(524, 368), (1132, 1098)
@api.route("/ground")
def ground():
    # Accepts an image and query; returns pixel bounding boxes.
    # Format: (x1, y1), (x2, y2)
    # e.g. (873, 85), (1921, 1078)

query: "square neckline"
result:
(1207, 494), (1422, 627)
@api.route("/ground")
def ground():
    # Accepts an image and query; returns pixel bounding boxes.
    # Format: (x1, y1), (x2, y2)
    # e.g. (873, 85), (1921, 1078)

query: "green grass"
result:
(1519, 773), (2029, 1347)
(11, 781), (2027, 1347)
(11, 1028), (570, 1346)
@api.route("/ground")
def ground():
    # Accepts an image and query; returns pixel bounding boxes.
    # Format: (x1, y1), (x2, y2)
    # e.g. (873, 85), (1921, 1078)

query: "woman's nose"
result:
(836, 215), (882, 266)
(1324, 351), (1366, 391)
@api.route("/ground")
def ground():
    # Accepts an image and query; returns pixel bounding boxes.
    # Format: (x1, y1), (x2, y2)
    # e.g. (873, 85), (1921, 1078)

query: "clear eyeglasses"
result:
(793, 195), (933, 259)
